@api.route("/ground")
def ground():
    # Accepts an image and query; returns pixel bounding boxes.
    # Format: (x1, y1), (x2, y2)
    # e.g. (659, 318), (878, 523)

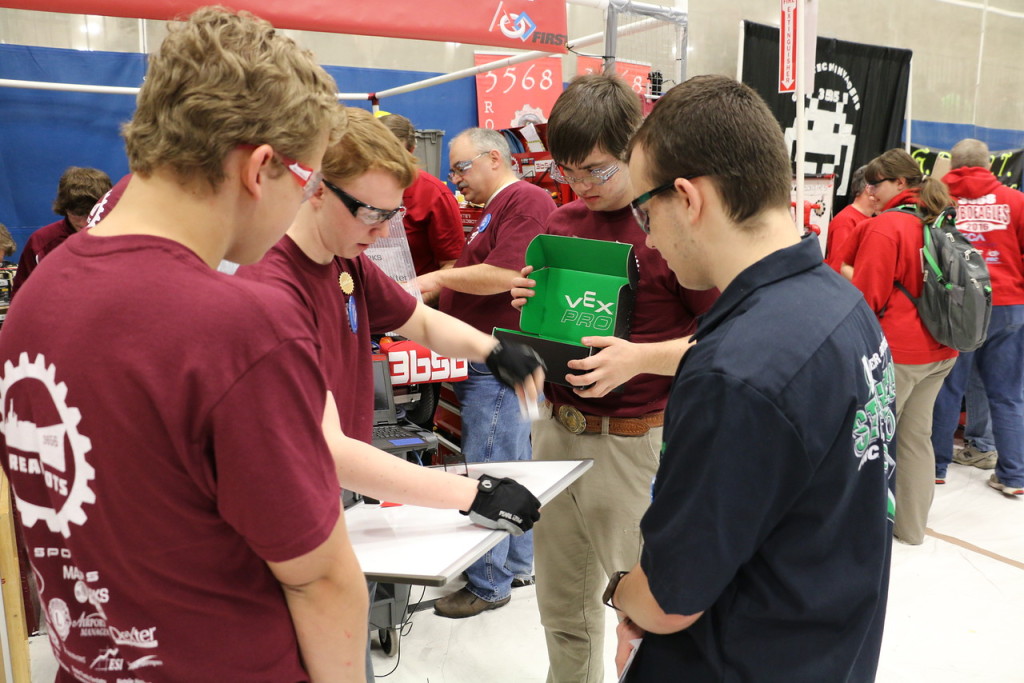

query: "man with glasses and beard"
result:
(418, 127), (556, 619)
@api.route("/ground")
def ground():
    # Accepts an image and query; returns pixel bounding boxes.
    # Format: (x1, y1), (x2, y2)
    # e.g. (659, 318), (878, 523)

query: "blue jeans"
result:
(932, 304), (1024, 486)
(453, 362), (533, 601)
(965, 360), (995, 452)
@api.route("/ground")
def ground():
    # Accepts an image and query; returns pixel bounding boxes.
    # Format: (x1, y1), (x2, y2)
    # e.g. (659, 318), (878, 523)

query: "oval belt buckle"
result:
(558, 405), (587, 434)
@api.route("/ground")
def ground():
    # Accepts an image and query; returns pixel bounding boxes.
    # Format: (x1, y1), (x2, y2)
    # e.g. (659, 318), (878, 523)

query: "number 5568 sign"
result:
(475, 52), (563, 129)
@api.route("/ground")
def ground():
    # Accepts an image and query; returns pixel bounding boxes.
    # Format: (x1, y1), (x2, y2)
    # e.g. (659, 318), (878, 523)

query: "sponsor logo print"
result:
(109, 625), (159, 649)
(491, 2), (537, 41)
(48, 598), (72, 641)
(488, 2), (566, 45)
(127, 655), (163, 670)
(73, 611), (109, 638)
(90, 648), (124, 672)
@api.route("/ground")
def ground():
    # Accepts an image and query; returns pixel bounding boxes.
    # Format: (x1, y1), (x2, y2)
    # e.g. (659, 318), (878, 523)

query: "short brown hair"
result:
(547, 74), (642, 166)
(864, 148), (952, 222)
(122, 6), (346, 191)
(0, 223), (15, 257)
(322, 107), (418, 189)
(379, 114), (416, 153)
(52, 166), (112, 217)
(628, 75), (791, 227)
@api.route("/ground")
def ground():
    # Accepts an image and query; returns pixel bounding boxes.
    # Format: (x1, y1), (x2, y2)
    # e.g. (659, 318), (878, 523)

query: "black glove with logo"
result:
(461, 474), (541, 536)
(485, 342), (546, 388)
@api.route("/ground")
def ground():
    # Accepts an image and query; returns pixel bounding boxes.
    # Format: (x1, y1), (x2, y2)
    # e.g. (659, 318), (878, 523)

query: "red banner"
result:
(575, 57), (652, 98)
(474, 53), (563, 129)
(778, 0), (798, 93)
(0, 0), (569, 53)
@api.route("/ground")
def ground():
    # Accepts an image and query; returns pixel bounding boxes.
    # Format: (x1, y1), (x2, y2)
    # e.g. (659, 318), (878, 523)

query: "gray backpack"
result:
(889, 204), (992, 352)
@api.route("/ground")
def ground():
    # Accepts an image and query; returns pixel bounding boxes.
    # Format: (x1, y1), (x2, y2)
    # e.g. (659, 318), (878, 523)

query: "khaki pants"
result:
(532, 406), (661, 683)
(893, 358), (956, 544)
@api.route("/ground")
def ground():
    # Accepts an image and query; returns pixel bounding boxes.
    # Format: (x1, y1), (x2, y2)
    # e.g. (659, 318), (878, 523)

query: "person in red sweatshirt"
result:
(824, 165), (876, 272)
(931, 138), (1024, 496)
(849, 148), (958, 544)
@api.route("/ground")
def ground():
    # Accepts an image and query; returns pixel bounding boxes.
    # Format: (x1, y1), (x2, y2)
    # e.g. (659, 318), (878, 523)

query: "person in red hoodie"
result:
(849, 148), (958, 544)
(931, 138), (1024, 496)
(824, 165), (876, 272)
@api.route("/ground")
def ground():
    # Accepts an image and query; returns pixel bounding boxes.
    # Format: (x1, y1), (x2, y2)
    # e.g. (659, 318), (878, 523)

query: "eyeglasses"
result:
(865, 178), (896, 192)
(550, 164), (620, 186)
(630, 182), (677, 234)
(322, 179), (406, 225)
(238, 144), (322, 202)
(447, 152), (489, 182)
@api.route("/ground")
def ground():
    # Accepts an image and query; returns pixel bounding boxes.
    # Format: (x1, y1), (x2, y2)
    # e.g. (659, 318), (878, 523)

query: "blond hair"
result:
(122, 6), (346, 191)
(322, 108), (417, 189)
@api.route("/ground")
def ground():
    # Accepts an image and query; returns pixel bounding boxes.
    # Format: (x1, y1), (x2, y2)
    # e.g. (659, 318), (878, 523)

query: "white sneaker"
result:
(953, 444), (998, 469)
(987, 474), (1023, 496)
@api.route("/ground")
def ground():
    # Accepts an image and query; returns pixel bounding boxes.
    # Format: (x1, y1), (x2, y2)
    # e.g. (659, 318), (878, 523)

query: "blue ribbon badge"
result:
(347, 296), (358, 334)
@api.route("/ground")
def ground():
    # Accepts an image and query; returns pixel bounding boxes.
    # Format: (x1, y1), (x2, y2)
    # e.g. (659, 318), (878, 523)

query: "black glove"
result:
(485, 342), (546, 388)
(461, 474), (541, 536)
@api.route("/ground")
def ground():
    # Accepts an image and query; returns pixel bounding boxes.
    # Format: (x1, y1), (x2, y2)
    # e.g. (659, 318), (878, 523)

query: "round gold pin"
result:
(338, 272), (354, 295)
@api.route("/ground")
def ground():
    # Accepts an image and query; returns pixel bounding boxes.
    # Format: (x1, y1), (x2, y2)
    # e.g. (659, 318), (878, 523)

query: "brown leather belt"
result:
(551, 403), (664, 437)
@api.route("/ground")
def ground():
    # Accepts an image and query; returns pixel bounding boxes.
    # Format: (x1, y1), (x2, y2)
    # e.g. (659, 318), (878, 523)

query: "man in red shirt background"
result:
(379, 113), (465, 302)
(931, 138), (1024, 496)
(824, 165), (876, 273)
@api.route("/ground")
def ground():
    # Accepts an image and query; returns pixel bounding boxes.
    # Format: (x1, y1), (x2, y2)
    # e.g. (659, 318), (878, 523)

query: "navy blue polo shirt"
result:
(631, 236), (895, 683)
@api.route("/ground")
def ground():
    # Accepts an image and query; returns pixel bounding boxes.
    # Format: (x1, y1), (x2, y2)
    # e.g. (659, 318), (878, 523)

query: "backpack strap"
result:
(882, 204), (924, 311)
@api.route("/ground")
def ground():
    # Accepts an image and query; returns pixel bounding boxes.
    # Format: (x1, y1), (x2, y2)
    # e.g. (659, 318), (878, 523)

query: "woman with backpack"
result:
(847, 148), (958, 545)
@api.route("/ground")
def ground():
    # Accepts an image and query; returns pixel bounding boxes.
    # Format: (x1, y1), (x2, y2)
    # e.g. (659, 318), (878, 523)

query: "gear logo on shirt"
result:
(1, 352), (96, 538)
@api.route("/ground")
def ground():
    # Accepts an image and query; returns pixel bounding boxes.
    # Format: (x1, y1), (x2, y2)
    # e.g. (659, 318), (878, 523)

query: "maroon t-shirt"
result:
(439, 180), (555, 334)
(543, 201), (718, 417)
(0, 231), (340, 682)
(11, 218), (77, 298)
(403, 170), (465, 275)
(237, 235), (418, 442)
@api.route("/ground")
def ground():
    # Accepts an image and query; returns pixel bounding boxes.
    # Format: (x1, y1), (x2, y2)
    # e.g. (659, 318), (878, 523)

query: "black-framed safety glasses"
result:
(323, 179), (406, 225)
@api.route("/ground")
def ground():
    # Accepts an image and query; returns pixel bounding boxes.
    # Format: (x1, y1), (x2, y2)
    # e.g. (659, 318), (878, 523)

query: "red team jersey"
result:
(12, 218), (77, 298)
(943, 166), (1024, 306)
(824, 203), (871, 272)
(439, 181), (556, 334)
(543, 201), (718, 417)
(237, 235), (417, 442)
(0, 231), (340, 682)
(402, 170), (465, 276)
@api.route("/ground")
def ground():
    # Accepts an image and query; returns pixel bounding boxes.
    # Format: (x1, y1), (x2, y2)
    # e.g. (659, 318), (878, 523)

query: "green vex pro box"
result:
(494, 234), (638, 389)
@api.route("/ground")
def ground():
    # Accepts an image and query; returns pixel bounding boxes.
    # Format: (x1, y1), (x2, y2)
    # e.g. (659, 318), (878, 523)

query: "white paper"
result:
(617, 638), (643, 683)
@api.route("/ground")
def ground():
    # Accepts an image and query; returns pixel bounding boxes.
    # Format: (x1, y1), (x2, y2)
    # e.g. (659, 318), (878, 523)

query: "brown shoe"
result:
(434, 587), (510, 619)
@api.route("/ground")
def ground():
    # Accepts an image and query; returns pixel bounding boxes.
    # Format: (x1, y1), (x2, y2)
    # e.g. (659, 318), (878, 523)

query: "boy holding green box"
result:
(511, 74), (717, 683)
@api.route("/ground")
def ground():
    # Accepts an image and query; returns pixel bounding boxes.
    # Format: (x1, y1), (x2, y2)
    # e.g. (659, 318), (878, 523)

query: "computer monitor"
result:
(372, 358), (396, 425)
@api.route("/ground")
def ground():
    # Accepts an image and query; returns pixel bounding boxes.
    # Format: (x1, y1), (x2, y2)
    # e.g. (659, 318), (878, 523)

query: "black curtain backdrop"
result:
(742, 22), (912, 209)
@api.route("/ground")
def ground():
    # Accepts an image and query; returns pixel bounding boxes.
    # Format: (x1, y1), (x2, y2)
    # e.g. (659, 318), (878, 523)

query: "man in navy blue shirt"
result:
(605, 75), (895, 682)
